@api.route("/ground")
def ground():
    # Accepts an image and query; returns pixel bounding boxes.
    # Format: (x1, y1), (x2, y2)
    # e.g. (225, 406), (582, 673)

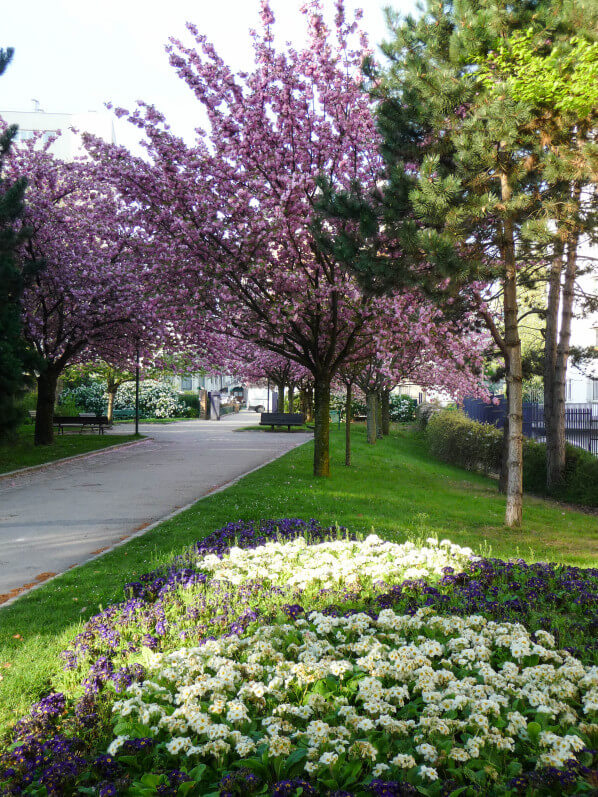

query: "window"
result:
(593, 379), (598, 402)
(567, 379), (572, 401)
(180, 376), (193, 391)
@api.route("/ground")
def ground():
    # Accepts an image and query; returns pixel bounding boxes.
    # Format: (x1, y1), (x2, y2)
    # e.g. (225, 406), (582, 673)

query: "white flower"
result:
(107, 735), (129, 756)
(391, 753), (416, 768)
(419, 765), (439, 781)
(415, 743), (438, 763)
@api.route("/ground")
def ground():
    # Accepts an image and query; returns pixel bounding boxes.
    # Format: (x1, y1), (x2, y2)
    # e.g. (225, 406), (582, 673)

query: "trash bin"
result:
(209, 392), (221, 420)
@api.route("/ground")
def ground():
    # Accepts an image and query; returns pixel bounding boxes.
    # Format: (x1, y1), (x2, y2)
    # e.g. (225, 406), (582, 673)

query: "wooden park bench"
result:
(259, 412), (305, 431)
(53, 414), (112, 435)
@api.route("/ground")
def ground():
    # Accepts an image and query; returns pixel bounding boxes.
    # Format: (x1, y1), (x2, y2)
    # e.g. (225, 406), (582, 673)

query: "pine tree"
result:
(318, 0), (596, 526)
(0, 48), (32, 441)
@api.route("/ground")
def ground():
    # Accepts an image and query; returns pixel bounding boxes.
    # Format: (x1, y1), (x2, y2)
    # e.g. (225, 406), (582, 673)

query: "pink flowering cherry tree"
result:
(85, 0), (385, 476)
(228, 344), (310, 413)
(4, 135), (165, 444)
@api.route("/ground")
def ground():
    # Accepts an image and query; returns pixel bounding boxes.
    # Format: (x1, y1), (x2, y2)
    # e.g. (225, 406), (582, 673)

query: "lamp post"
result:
(134, 341), (140, 436)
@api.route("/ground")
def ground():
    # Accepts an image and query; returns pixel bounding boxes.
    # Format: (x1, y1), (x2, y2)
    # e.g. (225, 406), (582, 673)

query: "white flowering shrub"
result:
(110, 607), (597, 793)
(195, 535), (476, 590)
(115, 380), (186, 418)
(58, 382), (107, 415)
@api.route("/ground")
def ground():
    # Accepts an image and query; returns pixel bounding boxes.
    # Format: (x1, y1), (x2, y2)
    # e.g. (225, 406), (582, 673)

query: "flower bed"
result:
(1, 519), (597, 796)
(109, 608), (598, 795)
(194, 535), (476, 589)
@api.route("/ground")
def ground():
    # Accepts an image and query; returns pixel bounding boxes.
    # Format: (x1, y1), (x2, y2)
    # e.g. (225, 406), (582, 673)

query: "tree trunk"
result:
(35, 368), (59, 445)
(544, 239), (563, 487)
(550, 232), (579, 485)
(381, 389), (390, 435)
(313, 377), (331, 477)
(366, 391), (377, 445)
(288, 382), (295, 413)
(275, 381), (285, 413)
(376, 393), (383, 439)
(107, 390), (116, 423)
(499, 382), (510, 494)
(345, 382), (352, 466)
(501, 172), (523, 527)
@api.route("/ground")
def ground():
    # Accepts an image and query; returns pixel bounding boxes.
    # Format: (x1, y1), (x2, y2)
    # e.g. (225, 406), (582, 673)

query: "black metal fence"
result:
(462, 398), (598, 456)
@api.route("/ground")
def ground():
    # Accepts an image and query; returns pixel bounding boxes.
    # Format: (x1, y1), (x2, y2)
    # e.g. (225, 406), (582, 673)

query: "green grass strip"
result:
(0, 432), (142, 475)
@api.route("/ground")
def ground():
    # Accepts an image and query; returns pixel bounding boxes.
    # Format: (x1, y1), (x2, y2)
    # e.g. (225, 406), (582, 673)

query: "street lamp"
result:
(134, 340), (140, 436)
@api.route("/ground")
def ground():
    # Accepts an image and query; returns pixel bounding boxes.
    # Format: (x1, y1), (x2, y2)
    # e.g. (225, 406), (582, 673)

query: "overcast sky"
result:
(2, 0), (417, 149)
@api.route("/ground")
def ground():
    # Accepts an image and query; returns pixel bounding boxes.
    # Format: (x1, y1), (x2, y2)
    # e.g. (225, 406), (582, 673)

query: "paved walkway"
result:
(0, 413), (311, 601)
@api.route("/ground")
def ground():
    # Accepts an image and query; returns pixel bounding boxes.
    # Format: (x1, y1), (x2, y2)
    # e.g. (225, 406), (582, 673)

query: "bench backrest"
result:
(54, 415), (110, 424)
(260, 413), (305, 424)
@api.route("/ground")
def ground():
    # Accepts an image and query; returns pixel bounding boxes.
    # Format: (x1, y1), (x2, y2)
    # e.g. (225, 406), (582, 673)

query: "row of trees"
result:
(84, 0), (488, 479)
(3, 0), (594, 528)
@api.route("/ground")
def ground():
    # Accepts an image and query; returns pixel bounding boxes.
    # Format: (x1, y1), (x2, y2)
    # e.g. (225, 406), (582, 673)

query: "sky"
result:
(2, 0), (417, 151)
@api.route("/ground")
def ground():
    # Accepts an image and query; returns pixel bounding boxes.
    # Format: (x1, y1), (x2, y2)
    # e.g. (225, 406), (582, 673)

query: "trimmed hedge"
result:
(427, 409), (502, 474)
(425, 408), (598, 507)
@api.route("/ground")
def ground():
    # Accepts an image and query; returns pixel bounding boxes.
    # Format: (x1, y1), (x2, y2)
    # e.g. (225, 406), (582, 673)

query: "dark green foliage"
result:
(59, 382), (106, 415)
(0, 137), (26, 436)
(523, 439), (598, 507)
(0, 48), (36, 441)
(427, 408), (503, 474)
(180, 391), (200, 417)
(390, 394), (417, 422)
(426, 408), (598, 507)
(414, 401), (439, 431)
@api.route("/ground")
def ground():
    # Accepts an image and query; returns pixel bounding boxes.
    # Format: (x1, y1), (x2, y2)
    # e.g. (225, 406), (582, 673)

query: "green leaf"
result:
(188, 764), (207, 781)
(285, 748), (308, 767)
(527, 721), (542, 740)
(232, 757), (268, 777)
(140, 773), (162, 788)
(507, 760), (523, 777)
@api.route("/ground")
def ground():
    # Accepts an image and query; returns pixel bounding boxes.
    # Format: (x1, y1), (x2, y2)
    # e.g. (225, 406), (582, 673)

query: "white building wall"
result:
(0, 108), (116, 160)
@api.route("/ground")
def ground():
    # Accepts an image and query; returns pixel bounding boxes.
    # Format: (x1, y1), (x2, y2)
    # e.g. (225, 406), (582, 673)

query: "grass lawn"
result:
(0, 431), (142, 475)
(0, 424), (596, 734)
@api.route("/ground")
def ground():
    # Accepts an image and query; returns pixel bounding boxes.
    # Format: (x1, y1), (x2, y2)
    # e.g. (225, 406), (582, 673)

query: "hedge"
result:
(427, 409), (502, 474)
(425, 408), (598, 508)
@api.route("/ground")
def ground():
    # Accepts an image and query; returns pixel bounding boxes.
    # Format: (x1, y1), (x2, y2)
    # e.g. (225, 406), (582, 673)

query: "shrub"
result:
(415, 402), (439, 430)
(426, 408), (502, 474)
(180, 391), (200, 417)
(54, 400), (82, 416)
(427, 409), (598, 507)
(390, 394), (417, 422)
(18, 392), (38, 425)
(524, 442), (598, 507)
(114, 380), (186, 419)
(58, 382), (107, 415)
(558, 446), (598, 506)
(329, 393), (367, 420)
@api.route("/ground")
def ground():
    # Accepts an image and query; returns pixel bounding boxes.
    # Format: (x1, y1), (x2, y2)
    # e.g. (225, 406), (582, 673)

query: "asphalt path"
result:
(0, 413), (311, 601)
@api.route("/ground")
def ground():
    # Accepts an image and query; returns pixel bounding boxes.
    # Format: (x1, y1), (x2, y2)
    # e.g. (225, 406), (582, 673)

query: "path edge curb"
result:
(0, 437), (152, 481)
(0, 434), (312, 609)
